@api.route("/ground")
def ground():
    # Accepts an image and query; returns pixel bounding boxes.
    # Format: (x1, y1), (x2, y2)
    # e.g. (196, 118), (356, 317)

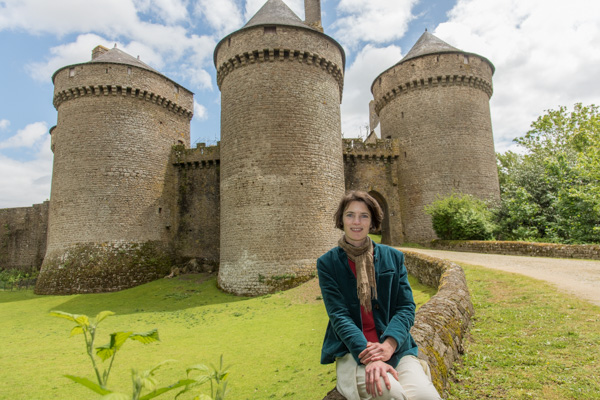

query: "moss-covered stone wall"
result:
(430, 239), (600, 260)
(34, 241), (173, 294)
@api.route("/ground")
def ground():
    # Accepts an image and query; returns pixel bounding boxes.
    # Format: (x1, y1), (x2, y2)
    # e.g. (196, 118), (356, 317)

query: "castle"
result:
(0, 0), (500, 295)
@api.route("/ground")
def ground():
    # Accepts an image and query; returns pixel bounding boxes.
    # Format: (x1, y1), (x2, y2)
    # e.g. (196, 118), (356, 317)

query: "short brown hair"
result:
(334, 191), (383, 231)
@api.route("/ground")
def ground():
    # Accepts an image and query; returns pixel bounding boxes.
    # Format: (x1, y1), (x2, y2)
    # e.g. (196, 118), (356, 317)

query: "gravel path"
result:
(397, 247), (600, 307)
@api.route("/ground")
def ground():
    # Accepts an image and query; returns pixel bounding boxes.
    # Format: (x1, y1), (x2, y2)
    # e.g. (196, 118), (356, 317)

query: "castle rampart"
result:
(53, 85), (193, 118)
(216, 46), (344, 99)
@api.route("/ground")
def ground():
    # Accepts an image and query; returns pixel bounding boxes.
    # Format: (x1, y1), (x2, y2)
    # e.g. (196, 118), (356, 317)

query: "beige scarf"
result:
(338, 236), (377, 312)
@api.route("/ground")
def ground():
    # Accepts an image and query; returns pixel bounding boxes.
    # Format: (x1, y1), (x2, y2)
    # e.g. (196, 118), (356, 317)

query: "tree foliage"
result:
(496, 103), (600, 243)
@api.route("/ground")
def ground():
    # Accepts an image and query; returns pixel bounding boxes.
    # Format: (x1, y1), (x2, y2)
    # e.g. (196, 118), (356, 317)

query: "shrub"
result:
(425, 193), (496, 240)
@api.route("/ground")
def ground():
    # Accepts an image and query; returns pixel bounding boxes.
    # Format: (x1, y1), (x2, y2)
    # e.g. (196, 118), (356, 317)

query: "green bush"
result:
(425, 193), (496, 240)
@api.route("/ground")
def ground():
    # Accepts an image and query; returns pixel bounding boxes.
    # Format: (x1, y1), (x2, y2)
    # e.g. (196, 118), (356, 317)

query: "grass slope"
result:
(448, 264), (600, 399)
(0, 273), (434, 400)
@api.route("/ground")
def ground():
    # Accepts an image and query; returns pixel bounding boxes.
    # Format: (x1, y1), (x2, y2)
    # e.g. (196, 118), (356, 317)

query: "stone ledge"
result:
(322, 249), (473, 398)
(430, 239), (600, 260)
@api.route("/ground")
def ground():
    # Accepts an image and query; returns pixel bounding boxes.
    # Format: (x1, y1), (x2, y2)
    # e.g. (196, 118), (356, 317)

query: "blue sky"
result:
(0, 0), (599, 208)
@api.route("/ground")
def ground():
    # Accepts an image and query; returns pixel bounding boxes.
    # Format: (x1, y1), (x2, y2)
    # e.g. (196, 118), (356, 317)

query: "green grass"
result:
(447, 264), (600, 399)
(0, 273), (434, 400)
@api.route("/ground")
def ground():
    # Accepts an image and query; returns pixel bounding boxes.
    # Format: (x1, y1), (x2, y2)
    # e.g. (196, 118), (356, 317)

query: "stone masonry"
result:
(0, 0), (501, 295)
(214, 0), (346, 295)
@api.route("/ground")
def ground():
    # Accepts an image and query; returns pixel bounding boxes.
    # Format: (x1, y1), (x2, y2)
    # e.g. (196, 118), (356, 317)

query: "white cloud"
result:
(177, 67), (213, 91)
(0, 128), (52, 208)
(193, 100), (208, 120)
(0, 122), (48, 149)
(340, 44), (403, 137)
(194, 0), (244, 36)
(26, 34), (113, 82)
(434, 0), (600, 153)
(0, 0), (139, 36)
(134, 0), (189, 25)
(0, 119), (10, 130)
(333, 0), (418, 48)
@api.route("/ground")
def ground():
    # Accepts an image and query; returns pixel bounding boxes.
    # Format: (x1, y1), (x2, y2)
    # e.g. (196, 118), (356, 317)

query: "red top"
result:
(348, 258), (379, 343)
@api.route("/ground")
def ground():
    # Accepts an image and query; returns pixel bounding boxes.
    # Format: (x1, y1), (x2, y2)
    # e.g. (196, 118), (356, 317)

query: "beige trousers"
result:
(336, 353), (443, 400)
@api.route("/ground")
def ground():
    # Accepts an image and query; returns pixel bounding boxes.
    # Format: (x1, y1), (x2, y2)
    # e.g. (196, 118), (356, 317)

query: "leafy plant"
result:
(50, 310), (228, 399)
(425, 192), (496, 240)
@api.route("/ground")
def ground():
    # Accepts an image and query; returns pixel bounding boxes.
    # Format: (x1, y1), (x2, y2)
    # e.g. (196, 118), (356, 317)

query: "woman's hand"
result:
(364, 360), (399, 397)
(359, 338), (397, 364)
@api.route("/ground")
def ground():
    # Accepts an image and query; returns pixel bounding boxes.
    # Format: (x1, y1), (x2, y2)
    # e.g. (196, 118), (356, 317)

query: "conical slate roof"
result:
(90, 47), (159, 74)
(243, 0), (314, 30)
(400, 31), (461, 63)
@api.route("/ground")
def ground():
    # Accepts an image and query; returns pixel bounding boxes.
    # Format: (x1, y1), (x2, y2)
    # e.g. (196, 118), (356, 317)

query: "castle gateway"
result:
(0, 0), (499, 295)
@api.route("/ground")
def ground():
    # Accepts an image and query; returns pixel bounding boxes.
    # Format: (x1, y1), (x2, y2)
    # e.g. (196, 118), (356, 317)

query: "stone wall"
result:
(0, 202), (49, 271)
(404, 250), (473, 394)
(170, 143), (221, 266)
(430, 239), (600, 260)
(323, 249), (473, 399)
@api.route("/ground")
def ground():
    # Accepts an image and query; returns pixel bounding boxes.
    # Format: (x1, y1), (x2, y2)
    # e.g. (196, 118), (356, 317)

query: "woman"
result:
(317, 191), (442, 400)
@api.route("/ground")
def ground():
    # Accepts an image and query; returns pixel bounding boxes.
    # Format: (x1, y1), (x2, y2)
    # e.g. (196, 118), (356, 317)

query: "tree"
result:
(496, 103), (600, 243)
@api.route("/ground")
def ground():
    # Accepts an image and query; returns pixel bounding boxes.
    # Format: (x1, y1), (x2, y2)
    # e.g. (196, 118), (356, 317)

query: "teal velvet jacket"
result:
(317, 242), (419, 368)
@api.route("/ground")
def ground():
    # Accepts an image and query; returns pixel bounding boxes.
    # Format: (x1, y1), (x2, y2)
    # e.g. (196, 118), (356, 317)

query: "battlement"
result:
(171, 142), (221, 168)
(373, 74), (493, 115)
(342, 137), (401, 161)
(216, 48), (344, 100)
(52, 85), (193, 119)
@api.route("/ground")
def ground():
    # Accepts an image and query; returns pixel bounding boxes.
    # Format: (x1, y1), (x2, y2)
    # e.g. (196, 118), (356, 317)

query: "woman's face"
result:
(342, 201), (372, 247)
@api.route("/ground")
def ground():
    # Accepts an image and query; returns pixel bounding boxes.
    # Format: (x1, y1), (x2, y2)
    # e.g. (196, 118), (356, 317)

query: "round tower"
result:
(372, 32), (500, 243)
(35, 45), (193, 294)
(214, 0), (345, 295)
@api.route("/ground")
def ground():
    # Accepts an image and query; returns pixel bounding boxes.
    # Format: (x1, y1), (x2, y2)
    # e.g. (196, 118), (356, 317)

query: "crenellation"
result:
(215, 47), (343, 97)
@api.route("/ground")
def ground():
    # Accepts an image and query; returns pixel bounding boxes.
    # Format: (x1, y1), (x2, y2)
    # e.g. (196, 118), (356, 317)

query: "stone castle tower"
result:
(214, 0), (345, 295)
(372, 32), (500, 242)
(35, 45), (194, 294)
(0, 1), (500, 295)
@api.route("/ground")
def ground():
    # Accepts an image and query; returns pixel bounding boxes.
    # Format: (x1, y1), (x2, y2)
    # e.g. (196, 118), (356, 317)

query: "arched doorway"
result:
(368, 191), (391, 245)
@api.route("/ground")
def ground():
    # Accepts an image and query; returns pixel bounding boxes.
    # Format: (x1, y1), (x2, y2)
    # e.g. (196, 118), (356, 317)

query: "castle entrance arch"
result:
(368, 191), (391, 245)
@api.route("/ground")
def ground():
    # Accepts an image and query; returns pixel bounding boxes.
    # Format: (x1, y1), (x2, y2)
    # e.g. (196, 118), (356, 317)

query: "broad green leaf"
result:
(96, 344), (116, 362)
(111, 331), (134, 351)
(138, 379), (196, 400)
(130, 329), (160, 344)
(70, 325), (84, 337)
(50, 310), (80, 323)
(95, 311), (116, 324)
(65, 375), (111, 395)
(75, 315), (90, 327)
(96, 332), (133, 361)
